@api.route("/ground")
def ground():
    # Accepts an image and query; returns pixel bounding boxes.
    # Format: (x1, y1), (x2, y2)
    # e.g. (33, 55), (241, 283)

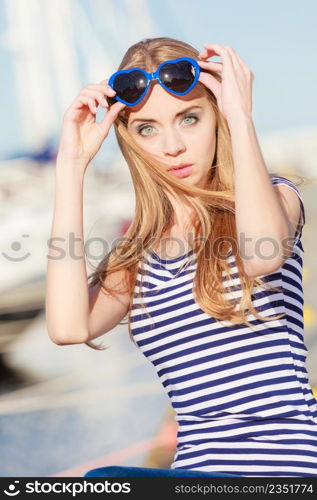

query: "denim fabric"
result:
(83, 465), (239, 477)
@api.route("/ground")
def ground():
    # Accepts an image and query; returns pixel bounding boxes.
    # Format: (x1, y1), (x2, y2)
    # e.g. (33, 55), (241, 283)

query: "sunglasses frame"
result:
(108, 57), (201, 106)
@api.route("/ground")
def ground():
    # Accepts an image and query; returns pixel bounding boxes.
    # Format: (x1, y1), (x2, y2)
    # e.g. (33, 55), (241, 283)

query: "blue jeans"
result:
(83, 465), (239, 477)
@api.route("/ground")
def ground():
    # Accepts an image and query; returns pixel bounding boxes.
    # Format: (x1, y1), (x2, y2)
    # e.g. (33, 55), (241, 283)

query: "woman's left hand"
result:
(197, 43), (254, 123)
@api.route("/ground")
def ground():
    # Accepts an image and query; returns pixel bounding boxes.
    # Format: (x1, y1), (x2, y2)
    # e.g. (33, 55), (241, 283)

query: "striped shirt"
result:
(130, 176), (317, 477)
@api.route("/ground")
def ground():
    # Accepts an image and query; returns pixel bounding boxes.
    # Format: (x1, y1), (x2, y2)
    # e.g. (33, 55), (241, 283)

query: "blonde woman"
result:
(46, 37), (317, 477)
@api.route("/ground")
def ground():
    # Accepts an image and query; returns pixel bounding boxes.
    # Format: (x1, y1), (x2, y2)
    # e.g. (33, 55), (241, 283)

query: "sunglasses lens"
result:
(112, 70), (147, 104)
(159, 60), (197, 93)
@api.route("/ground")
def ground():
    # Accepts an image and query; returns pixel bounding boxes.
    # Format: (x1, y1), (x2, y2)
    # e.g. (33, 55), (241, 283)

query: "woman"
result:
(46, 37), (317, 477)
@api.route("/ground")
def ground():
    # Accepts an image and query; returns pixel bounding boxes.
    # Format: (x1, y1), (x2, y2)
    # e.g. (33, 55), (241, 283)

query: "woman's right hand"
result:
(57, 79), (126, 167)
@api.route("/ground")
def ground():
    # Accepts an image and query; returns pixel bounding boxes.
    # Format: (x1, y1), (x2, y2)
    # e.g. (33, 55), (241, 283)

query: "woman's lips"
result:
(168, 164), (193, 178)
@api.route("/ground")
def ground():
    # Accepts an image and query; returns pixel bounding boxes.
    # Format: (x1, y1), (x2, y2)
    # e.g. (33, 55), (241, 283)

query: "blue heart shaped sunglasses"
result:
(108, 57), (201, 107)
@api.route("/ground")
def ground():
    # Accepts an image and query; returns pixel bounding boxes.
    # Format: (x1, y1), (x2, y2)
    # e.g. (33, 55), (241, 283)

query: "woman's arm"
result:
(45, 159), (91, 344)
(229, 116), (302, 277)
(46, 158), (131, 346)
(197, 44), (302, 277)
(45, 79), (127, 345)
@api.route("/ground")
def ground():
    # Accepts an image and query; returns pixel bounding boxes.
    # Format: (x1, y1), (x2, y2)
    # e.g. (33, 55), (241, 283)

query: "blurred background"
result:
(0, 0), (316, 477)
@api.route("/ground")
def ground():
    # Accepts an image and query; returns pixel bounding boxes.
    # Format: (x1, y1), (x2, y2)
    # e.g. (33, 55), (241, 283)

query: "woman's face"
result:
(127, 82), (217, 189)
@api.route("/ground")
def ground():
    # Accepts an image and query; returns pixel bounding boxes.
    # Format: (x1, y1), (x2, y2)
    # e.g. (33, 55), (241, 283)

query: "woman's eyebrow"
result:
(130, 105), (203, 125)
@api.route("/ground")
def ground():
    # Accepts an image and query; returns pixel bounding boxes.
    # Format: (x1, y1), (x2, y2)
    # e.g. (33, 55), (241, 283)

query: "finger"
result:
(225, 46), (250, 72)
(81, 88), (109, 109)
(105, 100), (126, 117)
(85, 78), (110, 88)
(86, 82), (116, 96)
(199, 43), (228, 60)
(83, 85), (116, 103)
(199, 43), (234, 72)
(76, 95), (98, 115)
(197, 59), (223, 72)
(100, 101), (126, 132)
(198, 72), (221, 97)
(224, 46), (244, 65)
(98, 79), (117, 95)
(99, 78), (110, 86)
(223, 46), (248, 74)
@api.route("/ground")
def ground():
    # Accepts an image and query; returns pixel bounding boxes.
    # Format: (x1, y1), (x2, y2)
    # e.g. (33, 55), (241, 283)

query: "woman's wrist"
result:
(55, 155), (88, 176)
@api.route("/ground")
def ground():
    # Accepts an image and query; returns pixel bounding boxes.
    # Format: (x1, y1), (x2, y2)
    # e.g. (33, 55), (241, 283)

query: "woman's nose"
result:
(162, 129), (186, 156)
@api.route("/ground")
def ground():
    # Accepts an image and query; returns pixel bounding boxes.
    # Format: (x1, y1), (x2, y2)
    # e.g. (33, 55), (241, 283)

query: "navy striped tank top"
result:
(130, 176), (317, 477)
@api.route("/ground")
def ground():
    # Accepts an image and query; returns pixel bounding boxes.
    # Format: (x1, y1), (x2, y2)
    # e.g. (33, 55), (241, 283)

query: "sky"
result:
(0, 0), (316, 159)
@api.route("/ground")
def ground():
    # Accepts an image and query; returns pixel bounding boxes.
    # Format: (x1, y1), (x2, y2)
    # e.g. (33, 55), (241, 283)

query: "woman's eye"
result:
(137, 114), (199, 137)
(183, 115), (198, 125)
(139, 125), (153, 136)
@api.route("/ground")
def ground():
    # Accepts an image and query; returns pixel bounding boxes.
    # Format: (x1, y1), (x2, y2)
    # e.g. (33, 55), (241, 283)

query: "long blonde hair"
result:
(86, 36), (309, 351)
